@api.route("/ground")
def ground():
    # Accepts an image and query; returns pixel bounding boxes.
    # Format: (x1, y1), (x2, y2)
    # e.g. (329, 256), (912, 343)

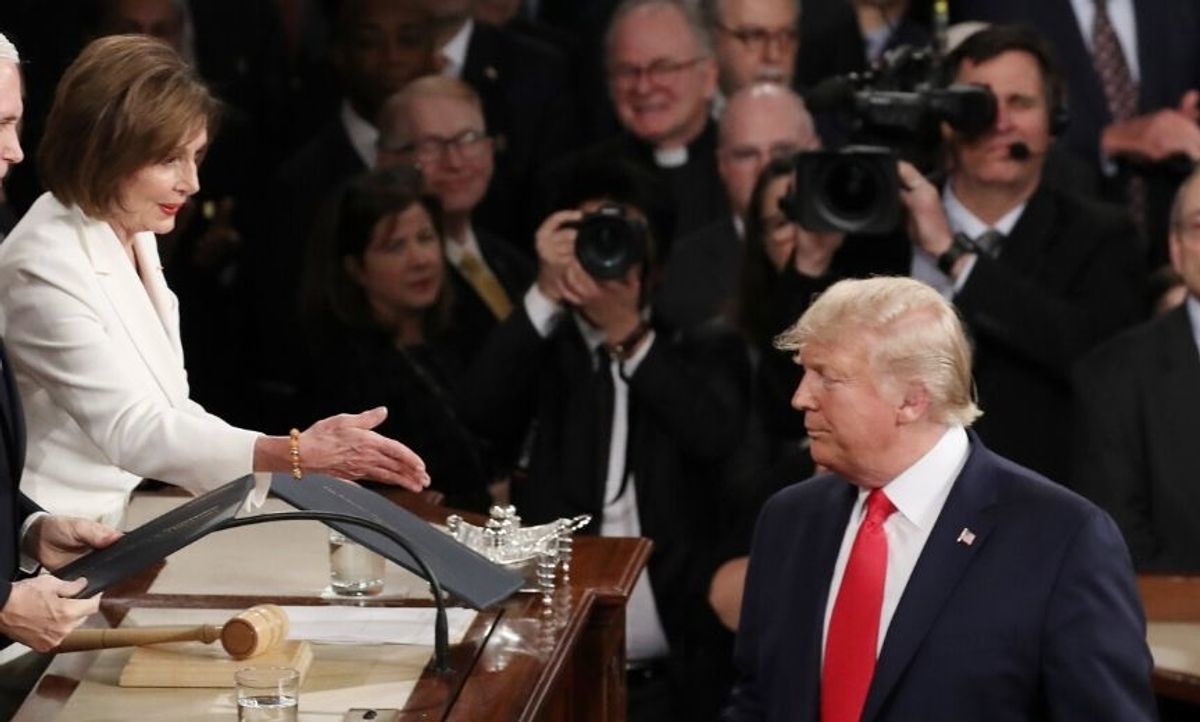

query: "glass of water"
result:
(329, 529), (385, 596)
(235, 666), (299, 721)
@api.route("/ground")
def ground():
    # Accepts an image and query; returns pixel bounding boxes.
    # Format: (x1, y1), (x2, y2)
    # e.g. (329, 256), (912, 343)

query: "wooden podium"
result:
(13, 490), (652, 722)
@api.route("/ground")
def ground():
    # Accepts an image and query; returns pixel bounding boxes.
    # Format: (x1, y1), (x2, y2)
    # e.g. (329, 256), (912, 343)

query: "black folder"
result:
(268, 473), (524, 609)
(56, 475), (257, 598)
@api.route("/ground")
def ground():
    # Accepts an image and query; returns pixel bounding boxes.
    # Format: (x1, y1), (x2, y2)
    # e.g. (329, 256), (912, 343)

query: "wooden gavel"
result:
(56, 604), (289, 660)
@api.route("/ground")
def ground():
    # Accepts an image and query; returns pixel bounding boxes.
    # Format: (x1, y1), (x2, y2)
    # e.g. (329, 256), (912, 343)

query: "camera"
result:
(791, 44), (998, 233)
(567, 205), (648, 280)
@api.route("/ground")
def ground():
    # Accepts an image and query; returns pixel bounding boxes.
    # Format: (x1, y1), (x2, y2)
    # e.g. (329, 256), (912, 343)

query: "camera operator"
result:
(458, 156), (750, 722)
(858, 24), (1146, 482)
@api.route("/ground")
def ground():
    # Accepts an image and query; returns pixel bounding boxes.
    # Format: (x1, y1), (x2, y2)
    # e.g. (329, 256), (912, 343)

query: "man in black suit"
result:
(834, 25), (1146, 483)
(953, 0), (1200, 261)
(1072, 167), (1200, 571)
(376, 76), (534, 366)
(726, 275), (1154, 721)
(459, 158), (749, 722)
(425, 0), (576, 245)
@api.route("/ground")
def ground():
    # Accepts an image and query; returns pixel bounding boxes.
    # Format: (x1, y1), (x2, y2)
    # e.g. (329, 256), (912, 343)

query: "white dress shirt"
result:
(523, 285), (669, 661)
(340, 100), (378, 169)
(1187, 295), (1200, 361)
(822, 425), (971, 657)
(440, 19), (473, 79)
(1070, 0), (1141, 83)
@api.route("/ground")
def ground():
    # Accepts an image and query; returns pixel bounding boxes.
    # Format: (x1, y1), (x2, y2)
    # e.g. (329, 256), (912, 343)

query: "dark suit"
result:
(953, 0), (1200, 259)
(1072, 303), (1200, 571)
(445, 226), (535, 365)
(726, 436), (1155, 721)
(1, 341), (41, 647)
(459, 305), (750, 716)
(462, 21), (578, 245)
(837, 184), (1145, 482)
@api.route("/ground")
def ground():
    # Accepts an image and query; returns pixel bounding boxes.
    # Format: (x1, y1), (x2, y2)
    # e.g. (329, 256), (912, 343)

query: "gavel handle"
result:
(56, 625), (223, 652)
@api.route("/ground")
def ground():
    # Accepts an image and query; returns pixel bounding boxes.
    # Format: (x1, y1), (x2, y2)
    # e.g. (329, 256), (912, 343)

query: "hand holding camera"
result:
(896, 161), (953, 258)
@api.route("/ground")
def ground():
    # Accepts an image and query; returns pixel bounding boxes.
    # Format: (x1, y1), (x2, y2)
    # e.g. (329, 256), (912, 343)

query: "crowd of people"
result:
(0, 0), (1198, 720)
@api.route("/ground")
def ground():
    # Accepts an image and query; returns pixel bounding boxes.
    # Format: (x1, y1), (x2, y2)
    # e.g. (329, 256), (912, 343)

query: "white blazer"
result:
(0, 193), (258, 524)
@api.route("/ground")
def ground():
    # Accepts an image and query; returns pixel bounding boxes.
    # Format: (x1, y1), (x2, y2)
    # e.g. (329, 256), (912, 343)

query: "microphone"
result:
(1007, 142), (1032, 161)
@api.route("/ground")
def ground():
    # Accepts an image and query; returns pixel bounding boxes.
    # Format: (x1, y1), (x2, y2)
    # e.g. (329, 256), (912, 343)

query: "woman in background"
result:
(302, 169), (492, 512)
(0, 35), (429, 525)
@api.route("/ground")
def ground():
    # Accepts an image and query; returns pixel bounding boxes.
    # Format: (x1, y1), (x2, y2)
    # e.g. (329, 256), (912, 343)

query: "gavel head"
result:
(220, 604), (289, 660)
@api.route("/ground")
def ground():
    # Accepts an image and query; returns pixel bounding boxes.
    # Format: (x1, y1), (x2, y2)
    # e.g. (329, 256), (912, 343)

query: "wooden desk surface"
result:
(1140, 575), (1200, 705)
(15, 490), (652, 722)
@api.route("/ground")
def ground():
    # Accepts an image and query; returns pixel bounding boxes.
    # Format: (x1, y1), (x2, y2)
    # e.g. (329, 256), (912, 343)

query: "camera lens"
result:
(819, 157), (883, 224)
(574, 210), (646, 280)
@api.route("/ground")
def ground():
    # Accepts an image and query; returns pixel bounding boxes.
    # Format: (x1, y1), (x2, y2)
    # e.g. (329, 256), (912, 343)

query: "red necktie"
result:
(822, 489), (897, 722)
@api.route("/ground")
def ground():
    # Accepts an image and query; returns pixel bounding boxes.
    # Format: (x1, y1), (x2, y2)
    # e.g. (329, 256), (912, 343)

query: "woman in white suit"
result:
(0, 35), (430, 525)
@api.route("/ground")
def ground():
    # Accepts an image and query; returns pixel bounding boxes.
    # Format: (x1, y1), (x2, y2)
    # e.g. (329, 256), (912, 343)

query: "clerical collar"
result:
(654, 145), (688, 168)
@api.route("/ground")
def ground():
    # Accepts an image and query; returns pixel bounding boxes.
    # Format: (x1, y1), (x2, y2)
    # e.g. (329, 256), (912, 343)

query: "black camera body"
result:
(787, 147), (901, 234)
(791, 44), (998, 234)
(567, 205), (648, 280)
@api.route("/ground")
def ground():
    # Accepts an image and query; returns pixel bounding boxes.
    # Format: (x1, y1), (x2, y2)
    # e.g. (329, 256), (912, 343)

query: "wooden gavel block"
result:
(57, 603), (290, 659)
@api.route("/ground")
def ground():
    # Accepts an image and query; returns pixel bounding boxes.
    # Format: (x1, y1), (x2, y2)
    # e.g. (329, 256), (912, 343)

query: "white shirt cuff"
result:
(18, 511), (48, 574)
(524, 285), (565, 338)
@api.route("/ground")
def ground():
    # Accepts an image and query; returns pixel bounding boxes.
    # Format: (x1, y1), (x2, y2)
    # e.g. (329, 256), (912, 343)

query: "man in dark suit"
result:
(1072, 167), (1200, 571)
(835, 25), (1145, 483)
(725, 275), (1154, 721)
(377, 76), (534, 366)
(425, 0), (577, 245)
(952, 0), (1200, 261)
(460, 158), (749, 722)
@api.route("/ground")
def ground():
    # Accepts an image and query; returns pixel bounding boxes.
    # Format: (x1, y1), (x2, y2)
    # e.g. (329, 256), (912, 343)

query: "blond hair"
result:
(776, 276), (982, 426)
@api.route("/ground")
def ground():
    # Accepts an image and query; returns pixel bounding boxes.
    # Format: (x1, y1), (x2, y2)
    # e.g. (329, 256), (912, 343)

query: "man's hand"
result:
(897, 161), (954, 257)
(0, 576), (99, 652)
(534, 209), (584, 302)
(763, 223), (844, 278)
(299, 408), (430, 490)
(27, 516), (122, 572)
(1100, 90), (1200, 164)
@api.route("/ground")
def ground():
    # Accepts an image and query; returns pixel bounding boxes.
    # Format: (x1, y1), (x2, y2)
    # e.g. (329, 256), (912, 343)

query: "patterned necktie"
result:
(1091, 0), (1147, 229)
(973, 228), (1004, 259)
(822, 489), (897, 722)
(458, 251), (513, 320)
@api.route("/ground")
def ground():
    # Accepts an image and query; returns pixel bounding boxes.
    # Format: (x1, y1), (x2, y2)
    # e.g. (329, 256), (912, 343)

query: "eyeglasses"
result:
(716, 23), (798, 55)
(608, 56), (708, 89)
(381, 129), (492, 165)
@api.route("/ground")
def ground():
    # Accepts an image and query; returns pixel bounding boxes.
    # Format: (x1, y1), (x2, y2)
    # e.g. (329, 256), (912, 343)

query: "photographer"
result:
(832, 25), (1146, 482)
(458, 157), (750, 722)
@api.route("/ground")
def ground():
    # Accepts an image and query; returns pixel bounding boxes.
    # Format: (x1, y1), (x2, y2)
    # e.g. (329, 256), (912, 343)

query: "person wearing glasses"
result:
(538, 0), (728, 245)
(699, 0), (798, 103)
(376, 76), (533, 365)
(1072, 167), (1200, 573)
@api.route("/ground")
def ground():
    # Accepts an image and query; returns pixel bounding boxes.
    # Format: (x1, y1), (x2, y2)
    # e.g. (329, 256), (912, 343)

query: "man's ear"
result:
(896, 381), (933, 425)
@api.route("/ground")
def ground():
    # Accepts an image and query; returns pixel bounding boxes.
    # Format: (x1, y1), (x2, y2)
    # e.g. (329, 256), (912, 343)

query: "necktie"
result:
(822, 489), (897, 722)
(1091, 0), (1147, 229)
(458, 251), (513, 320)
(973, 228), (1004, 259)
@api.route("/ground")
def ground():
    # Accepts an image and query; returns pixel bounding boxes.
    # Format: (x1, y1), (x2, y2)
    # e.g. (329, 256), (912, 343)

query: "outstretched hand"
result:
(0, 575), (99, 652)
(300, 407), (430, 491)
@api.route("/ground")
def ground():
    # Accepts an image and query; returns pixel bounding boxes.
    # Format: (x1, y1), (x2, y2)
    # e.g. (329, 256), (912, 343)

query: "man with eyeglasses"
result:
(377, 75), (533, 365)
(540, 0), (729, 246)
(1072, 166), (1200, 573)
(698, 0), (797, 105)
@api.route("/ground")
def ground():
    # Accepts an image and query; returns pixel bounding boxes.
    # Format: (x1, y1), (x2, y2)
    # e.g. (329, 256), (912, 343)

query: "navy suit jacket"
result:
(1, 340), (41, 646)
(725, 437), (1155, 721)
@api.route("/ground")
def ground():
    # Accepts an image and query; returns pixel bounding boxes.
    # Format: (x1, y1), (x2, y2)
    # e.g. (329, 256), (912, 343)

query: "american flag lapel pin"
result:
(956, 527), (977, 546)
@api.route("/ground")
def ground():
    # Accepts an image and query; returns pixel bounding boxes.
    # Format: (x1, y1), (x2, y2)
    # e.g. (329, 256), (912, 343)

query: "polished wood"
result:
(13, 493), (651, 722)
(1140, 574), (1200, 705)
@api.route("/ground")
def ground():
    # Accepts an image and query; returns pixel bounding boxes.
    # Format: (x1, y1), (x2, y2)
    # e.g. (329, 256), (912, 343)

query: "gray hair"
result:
(719, 82), (816, 147)
(0, 33), (20, 64)
(605, 0), (714, 63)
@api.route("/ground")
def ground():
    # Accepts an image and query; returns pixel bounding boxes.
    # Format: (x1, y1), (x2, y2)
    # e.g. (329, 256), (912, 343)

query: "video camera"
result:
(789, 44), (997, 233)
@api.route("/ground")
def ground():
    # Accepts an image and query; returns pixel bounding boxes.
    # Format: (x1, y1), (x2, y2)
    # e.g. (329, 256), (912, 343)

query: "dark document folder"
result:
(268, 473), (523, 609)
(56, 475), (257, 598)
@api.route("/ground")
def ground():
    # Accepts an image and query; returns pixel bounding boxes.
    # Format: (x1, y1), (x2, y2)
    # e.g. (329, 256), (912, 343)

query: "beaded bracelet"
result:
(288, 428), (302, 480)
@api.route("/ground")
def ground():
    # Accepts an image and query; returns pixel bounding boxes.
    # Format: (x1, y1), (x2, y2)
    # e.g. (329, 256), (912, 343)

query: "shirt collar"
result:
(340, 100), (378, 168)
(868, 425), (969, 532)
(942, 180), (1026, 240)
(441, 18), (473, 78)
(443, 224), (483, 265)
(1186, 295), (1200, 357)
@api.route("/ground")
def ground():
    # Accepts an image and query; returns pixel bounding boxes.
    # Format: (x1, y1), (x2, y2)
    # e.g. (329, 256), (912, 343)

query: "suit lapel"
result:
(1149, 307), (1200, 476)
(1040, 0), (1109, 124)
(85, 219), (188, 402)
(1133, 0), (1167, 111)
(862, 439), (1000, 720)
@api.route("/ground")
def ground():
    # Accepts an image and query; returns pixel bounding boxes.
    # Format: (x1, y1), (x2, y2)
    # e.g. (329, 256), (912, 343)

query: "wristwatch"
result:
(936, 233), (976, 276)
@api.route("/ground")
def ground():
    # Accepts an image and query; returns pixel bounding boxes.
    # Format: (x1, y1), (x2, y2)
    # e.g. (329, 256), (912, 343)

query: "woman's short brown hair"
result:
(38, 34), (220, 218)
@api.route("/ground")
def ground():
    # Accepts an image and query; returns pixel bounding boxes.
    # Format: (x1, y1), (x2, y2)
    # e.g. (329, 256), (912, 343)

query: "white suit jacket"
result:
(0, 193), (258, 523)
